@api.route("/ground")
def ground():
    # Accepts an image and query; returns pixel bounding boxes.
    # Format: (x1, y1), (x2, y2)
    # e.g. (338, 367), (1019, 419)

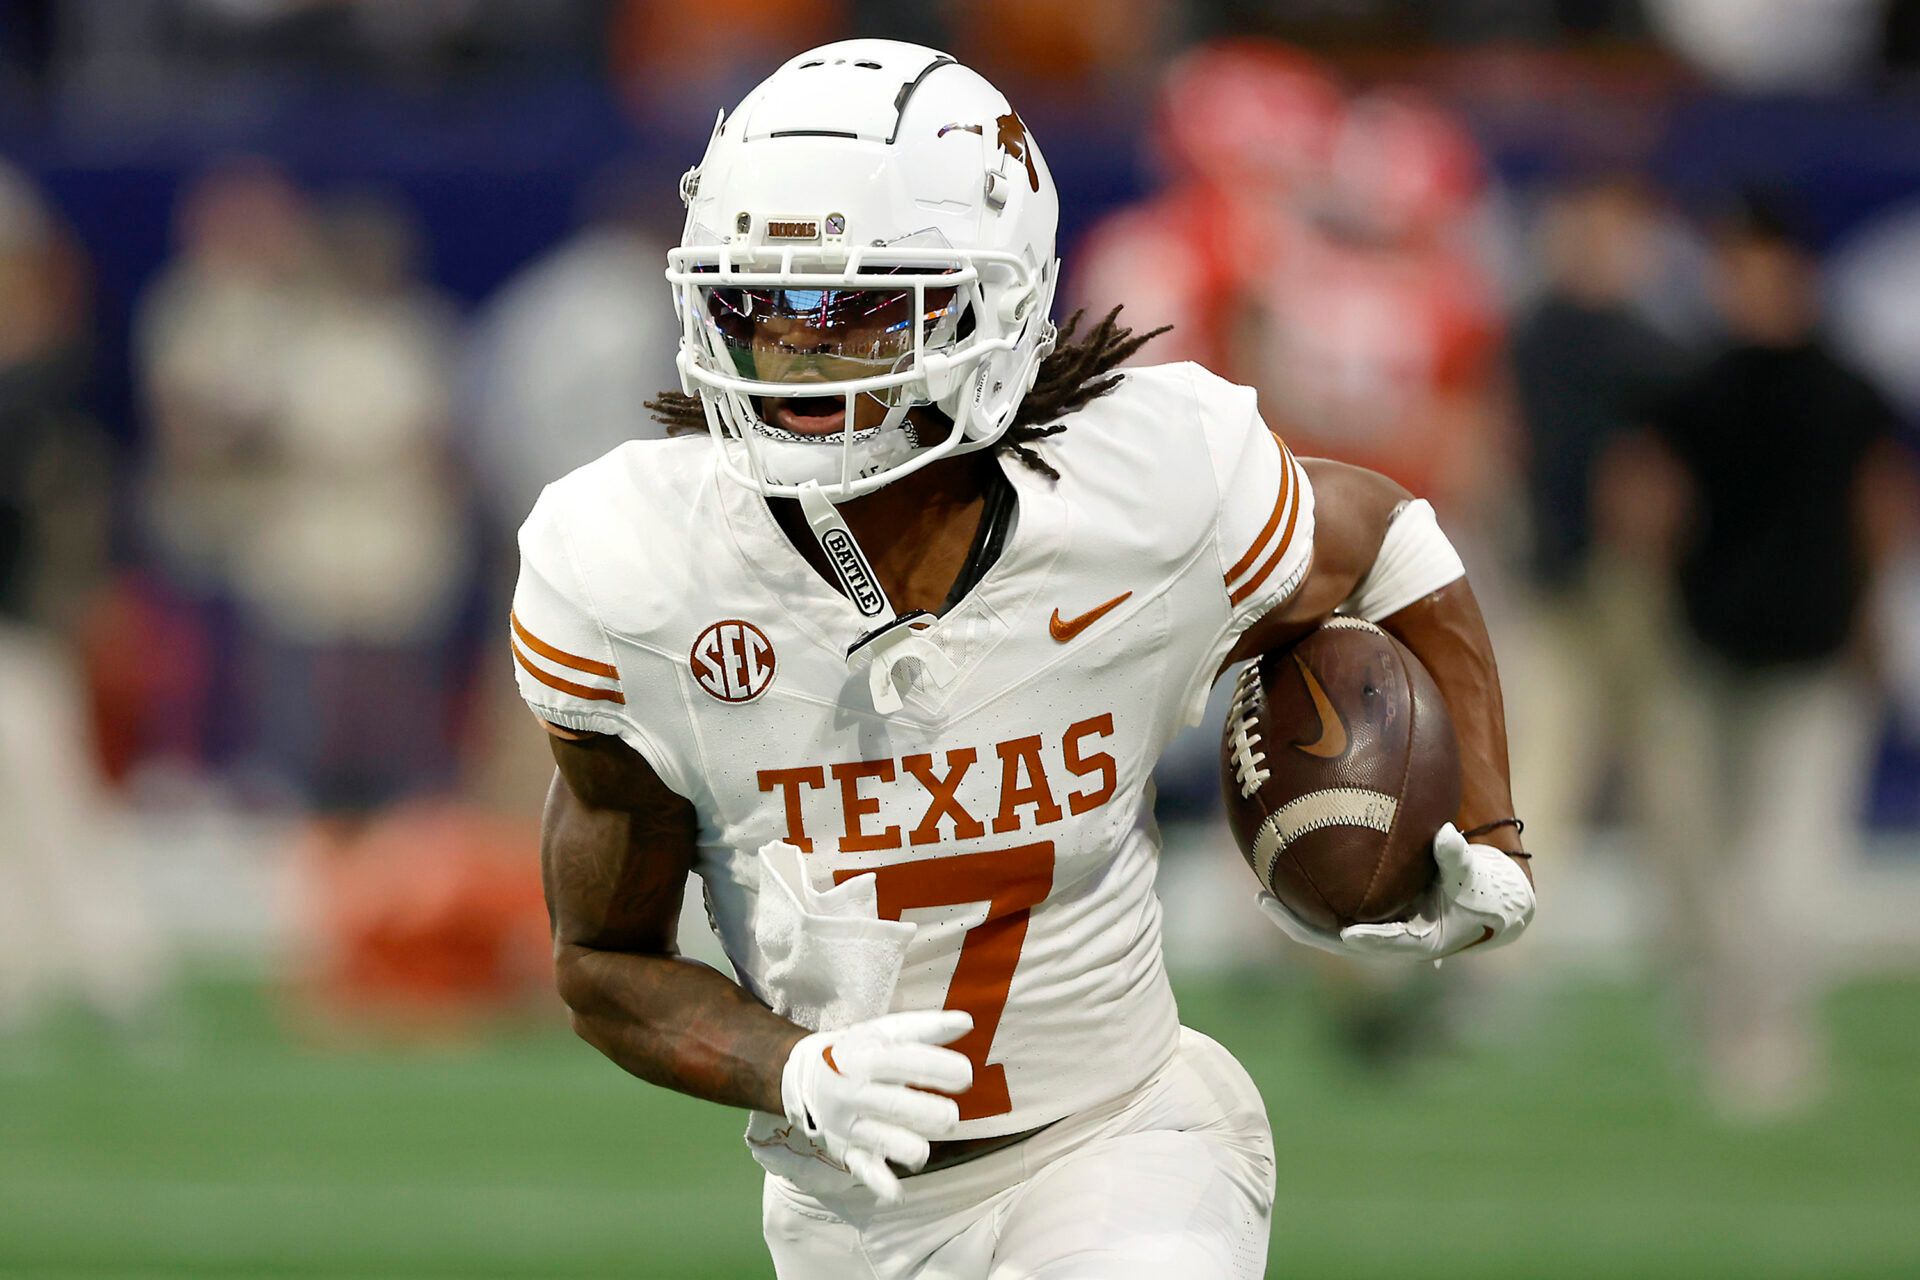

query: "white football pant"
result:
(762, 1026), (1275, 1279)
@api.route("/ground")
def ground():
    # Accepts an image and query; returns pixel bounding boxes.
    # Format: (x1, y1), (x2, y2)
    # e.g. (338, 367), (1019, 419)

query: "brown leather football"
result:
(1221, 616), (1460, 932)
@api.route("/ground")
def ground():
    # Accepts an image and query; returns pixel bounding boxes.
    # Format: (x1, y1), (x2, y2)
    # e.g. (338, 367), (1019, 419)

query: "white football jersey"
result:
(511, 362), (1314, 1139)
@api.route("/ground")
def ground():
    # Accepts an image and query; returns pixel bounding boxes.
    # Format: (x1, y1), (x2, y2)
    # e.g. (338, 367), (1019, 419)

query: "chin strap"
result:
(796, 482), (957, 714)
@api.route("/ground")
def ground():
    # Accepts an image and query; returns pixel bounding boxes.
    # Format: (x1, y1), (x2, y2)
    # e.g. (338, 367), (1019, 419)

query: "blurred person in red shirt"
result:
(1241, 88), (1504, 515)
(1072, 39), (1343, 370)
(1075, 67), (1504, 515)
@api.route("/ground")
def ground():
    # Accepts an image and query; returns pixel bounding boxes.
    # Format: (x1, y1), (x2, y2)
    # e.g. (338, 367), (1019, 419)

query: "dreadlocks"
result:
(995, 307), (1169, 479)
(642, 306), (1169, 481)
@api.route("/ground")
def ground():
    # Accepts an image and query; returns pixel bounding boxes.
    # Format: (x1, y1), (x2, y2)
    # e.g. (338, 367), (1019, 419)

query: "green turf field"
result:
(3, 973), (1916, 1279)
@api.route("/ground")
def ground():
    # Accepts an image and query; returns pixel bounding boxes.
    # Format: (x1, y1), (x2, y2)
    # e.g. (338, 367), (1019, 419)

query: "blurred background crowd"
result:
(3, 1), (1919, 1274)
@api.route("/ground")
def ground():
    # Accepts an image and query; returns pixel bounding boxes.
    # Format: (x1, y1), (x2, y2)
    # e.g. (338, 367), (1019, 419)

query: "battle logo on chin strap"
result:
(796, 482), (957, 714)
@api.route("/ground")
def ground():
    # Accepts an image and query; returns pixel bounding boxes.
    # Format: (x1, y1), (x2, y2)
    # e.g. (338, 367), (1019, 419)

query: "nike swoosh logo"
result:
(1292, 653), (1348, 758)
(1049, 591), (1132, 643)
(1462, 926), (1498, 951)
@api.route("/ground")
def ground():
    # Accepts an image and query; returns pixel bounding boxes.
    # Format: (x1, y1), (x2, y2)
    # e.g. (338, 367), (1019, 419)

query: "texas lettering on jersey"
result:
(755, 715), (1117, 853)
(510, 362), (1316, 1141)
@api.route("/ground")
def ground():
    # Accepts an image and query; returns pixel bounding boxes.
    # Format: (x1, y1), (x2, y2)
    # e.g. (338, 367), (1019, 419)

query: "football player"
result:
(513, 40), (1535, 1279)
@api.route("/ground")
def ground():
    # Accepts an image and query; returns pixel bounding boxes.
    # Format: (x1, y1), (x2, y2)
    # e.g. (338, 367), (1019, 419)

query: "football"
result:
(1221, 616), (1460, 932)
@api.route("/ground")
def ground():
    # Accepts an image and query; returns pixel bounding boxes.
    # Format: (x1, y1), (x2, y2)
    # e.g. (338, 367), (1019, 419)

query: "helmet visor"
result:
(697, 279), (962, 391)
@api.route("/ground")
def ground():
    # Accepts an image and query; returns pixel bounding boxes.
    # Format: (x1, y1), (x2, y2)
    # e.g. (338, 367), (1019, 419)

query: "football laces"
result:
(1226, 664), (1270, 799)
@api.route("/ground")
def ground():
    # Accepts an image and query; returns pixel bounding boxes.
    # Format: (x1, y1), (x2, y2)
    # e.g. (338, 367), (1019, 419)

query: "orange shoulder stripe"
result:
(512, 639), (627, 705)
(1224, 436), (1293, 587)
(1228, 453), (1304, 608)
(511, 612), (619, 680)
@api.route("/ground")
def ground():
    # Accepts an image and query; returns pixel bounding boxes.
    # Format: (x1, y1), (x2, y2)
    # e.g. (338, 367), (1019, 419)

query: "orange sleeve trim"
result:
(1228, 454), (1303, 608)
(1223, 435), (1293, 586)
(511, 611), (619, 679)
(512, 639), (627, 705)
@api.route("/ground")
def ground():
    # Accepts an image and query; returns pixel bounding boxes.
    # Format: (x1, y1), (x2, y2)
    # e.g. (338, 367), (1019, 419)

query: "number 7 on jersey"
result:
(834, 841), (1054, 1121)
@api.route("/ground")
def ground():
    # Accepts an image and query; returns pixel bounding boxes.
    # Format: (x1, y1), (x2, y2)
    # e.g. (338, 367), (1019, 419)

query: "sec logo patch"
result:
(690, 619), (776, 703)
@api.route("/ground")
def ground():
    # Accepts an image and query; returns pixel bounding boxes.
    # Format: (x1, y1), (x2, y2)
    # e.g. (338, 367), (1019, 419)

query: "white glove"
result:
(1259, 823), (1535, 963)
(780, 1009), (974, 1204)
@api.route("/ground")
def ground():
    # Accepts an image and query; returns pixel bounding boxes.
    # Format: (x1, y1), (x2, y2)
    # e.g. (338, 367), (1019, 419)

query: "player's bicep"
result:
(1222, 457), (1409, 667)
(542, 731), (698, 959)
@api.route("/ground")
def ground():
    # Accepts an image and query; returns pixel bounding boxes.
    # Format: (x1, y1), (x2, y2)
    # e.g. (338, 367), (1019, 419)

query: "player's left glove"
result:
(1259, 823), (1535, 963)
(779, 1009), (974, 1205)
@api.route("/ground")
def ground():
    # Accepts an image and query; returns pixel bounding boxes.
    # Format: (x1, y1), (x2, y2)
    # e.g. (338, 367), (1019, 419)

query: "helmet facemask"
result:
(669, 237), (1052, 501)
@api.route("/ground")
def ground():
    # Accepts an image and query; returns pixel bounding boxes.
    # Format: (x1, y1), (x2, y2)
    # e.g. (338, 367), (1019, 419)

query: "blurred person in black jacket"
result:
(1504, 177), (1690, 873)
(1623, 195), (1913, 1119)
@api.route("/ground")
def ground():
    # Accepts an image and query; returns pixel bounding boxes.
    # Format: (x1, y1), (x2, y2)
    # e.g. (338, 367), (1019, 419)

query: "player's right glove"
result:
(780, 1009), (974, 1205)
(1258, 823), (1535, 964)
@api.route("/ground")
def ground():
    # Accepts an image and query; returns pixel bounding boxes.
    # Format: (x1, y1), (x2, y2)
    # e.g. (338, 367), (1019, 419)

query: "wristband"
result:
(1461, 817), (1524, 841)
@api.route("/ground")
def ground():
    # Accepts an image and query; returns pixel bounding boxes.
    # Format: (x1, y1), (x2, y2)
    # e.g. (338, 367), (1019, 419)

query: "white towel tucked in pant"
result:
(744, 840), (916, 1191)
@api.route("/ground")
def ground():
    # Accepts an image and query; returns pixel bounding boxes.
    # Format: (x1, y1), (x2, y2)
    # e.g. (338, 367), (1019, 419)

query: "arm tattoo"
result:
(541, 731), (805, 1113)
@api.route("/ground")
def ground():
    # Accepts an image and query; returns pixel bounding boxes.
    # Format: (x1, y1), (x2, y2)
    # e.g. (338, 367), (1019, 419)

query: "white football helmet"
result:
(667, 40), (1060, 502)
